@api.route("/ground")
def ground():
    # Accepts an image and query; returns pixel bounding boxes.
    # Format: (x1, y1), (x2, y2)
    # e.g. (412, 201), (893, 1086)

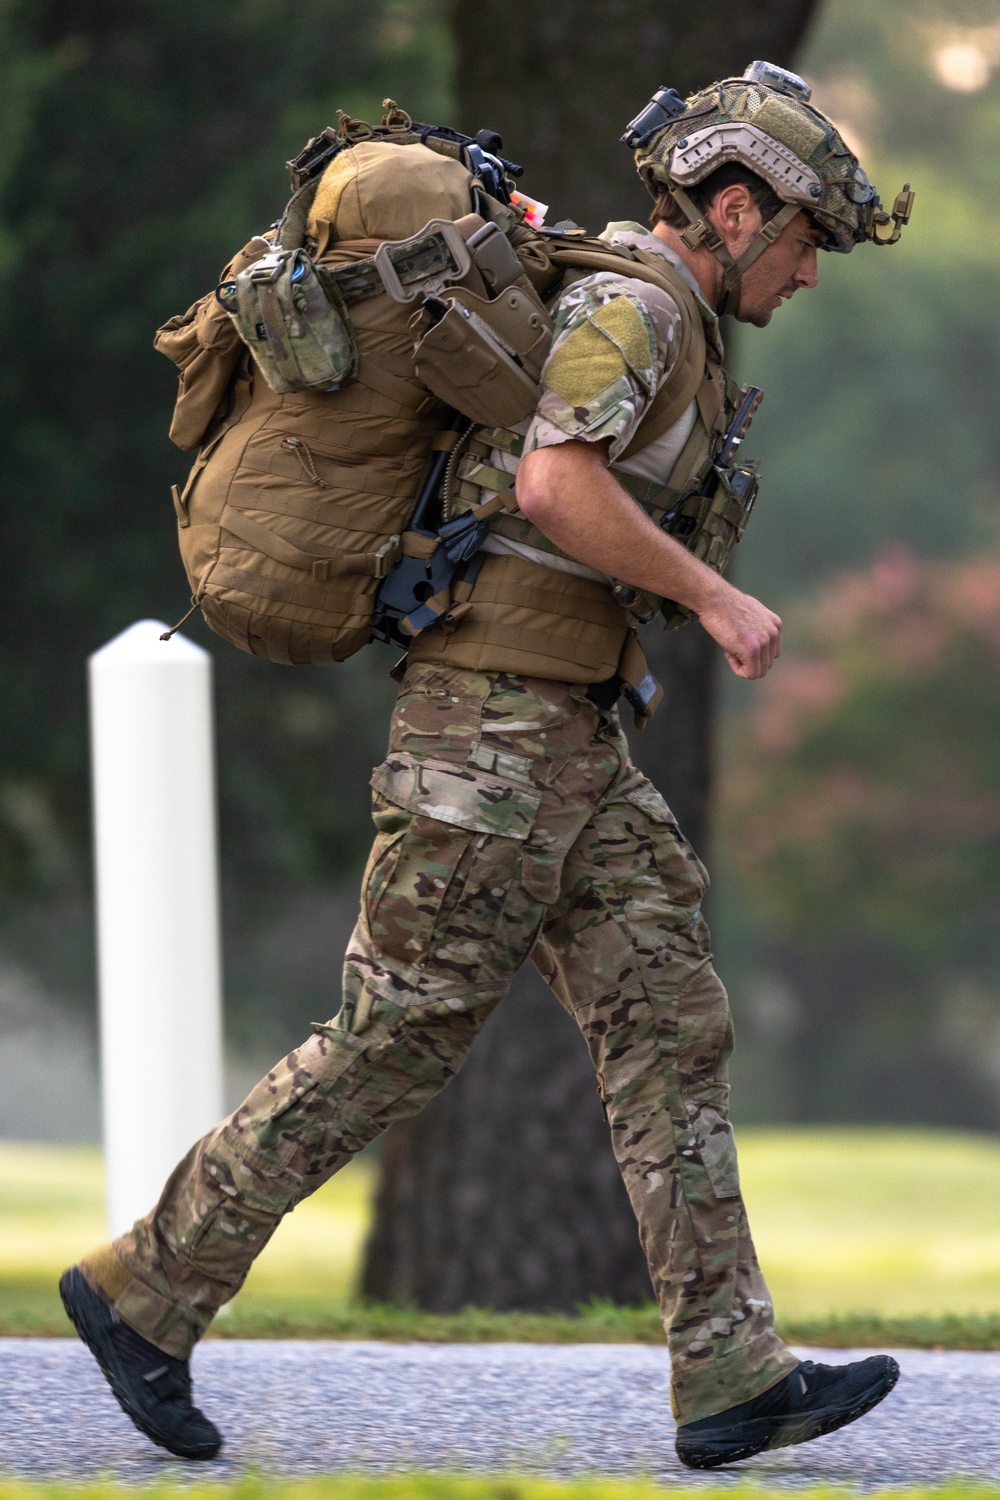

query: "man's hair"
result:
(650, 163), (785, 232)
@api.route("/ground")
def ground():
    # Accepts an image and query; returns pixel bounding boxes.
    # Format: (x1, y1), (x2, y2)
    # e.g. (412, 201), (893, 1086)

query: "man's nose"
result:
(795, 252), (819, 289)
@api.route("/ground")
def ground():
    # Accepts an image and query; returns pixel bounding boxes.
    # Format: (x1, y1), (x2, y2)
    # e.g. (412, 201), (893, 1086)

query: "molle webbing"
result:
(413, 250), (723, 688)
(408, 552), (628, 683)
(208, 563), (370, 614)
(220, 506), (400, 579)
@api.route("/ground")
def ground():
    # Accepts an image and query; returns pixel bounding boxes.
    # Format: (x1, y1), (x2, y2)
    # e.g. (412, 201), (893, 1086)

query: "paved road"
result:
(2, 1339), (997, 1488)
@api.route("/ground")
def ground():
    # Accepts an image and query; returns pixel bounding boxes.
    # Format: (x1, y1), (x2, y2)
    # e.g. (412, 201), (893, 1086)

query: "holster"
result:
(413, 281), (553, 427)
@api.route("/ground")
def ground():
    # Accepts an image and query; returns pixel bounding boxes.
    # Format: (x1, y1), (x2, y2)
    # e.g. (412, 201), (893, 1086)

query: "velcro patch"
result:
(543, 319), (628, 408)
(589, 296), (656, 385)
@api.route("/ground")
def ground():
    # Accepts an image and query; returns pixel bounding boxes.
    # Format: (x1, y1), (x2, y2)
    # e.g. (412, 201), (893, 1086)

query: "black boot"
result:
(59, 1266), (222, 1459)
(676, 1355), (899, 1469)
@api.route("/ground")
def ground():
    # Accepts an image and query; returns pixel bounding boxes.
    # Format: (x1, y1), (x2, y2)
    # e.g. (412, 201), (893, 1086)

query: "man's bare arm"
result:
(516, 440), (782, 680)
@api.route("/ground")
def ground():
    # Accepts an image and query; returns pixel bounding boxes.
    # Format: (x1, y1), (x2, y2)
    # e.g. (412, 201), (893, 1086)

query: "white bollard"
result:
(89, 620), (224, 1237)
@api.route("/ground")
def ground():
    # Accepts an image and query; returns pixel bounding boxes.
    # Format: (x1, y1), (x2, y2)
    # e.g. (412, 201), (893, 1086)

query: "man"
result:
(61, 62), (911, 1469)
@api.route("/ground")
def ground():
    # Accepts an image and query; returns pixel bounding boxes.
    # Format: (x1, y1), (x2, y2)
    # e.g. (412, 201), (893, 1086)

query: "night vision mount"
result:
(621, 86), (688, 149)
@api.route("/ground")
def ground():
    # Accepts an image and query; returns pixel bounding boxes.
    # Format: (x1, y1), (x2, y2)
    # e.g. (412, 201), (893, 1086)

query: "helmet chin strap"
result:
(669, 185), (800, 317)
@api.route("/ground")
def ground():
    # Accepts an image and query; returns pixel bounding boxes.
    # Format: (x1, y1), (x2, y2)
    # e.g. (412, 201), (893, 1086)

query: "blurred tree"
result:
(362, 0), (820, 1311)
(734, 0), (1000, 606)
(0, 0), (450, 1041)
(721, 546), (1000, 1126)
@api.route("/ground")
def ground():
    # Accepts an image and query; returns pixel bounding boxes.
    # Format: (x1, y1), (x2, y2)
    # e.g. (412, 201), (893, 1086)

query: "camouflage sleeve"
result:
(523, 272), (685, 462)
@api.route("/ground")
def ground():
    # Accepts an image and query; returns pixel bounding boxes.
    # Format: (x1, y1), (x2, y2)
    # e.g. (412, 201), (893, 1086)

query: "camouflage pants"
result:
(84, 664), (796, 1425)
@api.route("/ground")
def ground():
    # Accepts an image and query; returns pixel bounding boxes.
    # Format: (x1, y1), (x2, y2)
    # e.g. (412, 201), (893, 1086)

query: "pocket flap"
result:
(625, 781), (675, 824)
(371, 752), (541, 840)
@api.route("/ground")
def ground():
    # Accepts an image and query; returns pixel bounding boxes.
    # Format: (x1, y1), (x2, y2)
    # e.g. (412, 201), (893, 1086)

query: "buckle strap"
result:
(401, 531), (439, 559)
(320, 221), (471, 308)
(353, 356), (430, 412)
(671, 187), (801, 319)
(731, 202), (801, 279)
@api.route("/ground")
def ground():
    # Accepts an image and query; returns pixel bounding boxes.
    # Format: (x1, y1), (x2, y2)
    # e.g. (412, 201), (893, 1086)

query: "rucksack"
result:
(155, 108), (707, 665)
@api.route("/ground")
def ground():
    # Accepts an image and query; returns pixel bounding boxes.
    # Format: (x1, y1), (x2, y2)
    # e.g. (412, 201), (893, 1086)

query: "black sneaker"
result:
(59, 1266), (222, 1460)
(676, 1354), (899, 1469)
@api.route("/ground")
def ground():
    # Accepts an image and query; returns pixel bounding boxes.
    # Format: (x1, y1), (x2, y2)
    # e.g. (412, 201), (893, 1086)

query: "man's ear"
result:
(708, 184), (761, 245)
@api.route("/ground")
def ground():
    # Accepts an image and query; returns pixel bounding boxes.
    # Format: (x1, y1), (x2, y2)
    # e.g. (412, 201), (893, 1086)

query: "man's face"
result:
(736, 208), (823, 327)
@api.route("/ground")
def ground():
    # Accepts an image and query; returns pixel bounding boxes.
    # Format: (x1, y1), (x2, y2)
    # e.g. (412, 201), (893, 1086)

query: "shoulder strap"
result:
(544, 237), (681, 290)
(620, 273), (707, 460)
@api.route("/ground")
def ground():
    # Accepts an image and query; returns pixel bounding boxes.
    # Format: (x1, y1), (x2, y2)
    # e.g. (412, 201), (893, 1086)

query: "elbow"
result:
(515, 448), (561, 528)
(516, 439), (609, 529)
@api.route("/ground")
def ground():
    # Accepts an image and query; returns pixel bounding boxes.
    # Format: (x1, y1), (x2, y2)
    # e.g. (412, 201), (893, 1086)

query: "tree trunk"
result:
(361, 0), (820, 1311)
(448, 0), (820, 234)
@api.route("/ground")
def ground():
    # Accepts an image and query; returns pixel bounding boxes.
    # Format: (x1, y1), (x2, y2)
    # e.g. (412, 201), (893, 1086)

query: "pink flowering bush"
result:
(722, 547), (1000, 957)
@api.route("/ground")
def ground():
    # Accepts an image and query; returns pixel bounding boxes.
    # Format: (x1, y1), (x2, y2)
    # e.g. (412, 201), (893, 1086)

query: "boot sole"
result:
(59, 1267), (222, 1460)
(676, 1357), (900, 1469)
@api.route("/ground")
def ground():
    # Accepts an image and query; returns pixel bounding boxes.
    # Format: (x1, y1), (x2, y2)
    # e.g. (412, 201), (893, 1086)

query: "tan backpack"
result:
(155, 112), (707, 665)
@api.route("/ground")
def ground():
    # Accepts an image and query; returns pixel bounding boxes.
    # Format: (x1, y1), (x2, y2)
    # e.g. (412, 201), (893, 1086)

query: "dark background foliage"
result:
(2, 0), (999, 1140)
(0, 0), (449, 1051)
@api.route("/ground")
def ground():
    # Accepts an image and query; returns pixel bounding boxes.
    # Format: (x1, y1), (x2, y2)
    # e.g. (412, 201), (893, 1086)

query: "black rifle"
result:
(717, 385), (763, 469)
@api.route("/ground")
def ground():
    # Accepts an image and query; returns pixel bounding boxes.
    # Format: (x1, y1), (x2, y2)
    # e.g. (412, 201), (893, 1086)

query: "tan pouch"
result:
(413, 282), (553, 426)
(154, 236), (272, 451)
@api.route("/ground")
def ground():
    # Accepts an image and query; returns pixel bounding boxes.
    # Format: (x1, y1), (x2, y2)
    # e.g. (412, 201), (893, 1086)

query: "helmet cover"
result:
(630, 62), (912, 254)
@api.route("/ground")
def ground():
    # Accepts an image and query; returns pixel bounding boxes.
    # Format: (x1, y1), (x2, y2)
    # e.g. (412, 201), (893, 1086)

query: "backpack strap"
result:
(276, 176), (322, 252)
(619, 282), (707, 460)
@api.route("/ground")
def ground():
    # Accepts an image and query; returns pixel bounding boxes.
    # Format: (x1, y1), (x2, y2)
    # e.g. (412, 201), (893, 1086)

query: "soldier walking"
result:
(62, 62), (911, 1468)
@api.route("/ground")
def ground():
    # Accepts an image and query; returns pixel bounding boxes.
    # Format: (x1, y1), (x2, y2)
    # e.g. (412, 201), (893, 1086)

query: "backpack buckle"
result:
(373, 220), (472, 304)
(372, 535), (402, 578)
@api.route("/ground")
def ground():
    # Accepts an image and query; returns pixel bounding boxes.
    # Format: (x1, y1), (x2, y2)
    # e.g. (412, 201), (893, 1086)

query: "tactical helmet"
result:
(622, 61), (913, 316)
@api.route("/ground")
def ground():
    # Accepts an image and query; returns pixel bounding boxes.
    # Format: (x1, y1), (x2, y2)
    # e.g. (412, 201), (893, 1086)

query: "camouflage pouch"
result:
(216, 248), (357, 395)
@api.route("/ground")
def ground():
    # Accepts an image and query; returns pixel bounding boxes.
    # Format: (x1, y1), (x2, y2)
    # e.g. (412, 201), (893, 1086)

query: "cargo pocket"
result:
(675, 963), (740, 1201)
(173, 1184), (281, 1285)
(689, 1101), (741, 1200)
(365, 752), (542, 969)
(362, 805), (473, 966)
(621, 781), (709, 937)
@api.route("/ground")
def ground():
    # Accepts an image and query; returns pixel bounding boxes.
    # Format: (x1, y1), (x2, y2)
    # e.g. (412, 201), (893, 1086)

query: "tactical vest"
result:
(408, 250), (751, 687)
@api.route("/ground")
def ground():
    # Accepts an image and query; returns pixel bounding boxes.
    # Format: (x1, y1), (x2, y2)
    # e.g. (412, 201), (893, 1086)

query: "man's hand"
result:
(516, 440), (782, 679)
(695, 581), (781, 679)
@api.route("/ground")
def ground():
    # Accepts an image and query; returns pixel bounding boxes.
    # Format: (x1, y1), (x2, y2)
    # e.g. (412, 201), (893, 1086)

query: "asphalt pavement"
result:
(2, 1339), (997, 1488)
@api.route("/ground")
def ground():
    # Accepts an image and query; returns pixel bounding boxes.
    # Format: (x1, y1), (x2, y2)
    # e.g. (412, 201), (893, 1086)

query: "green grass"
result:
(4, 1129), (1000, 1345)
(736, 1129), (1000, 1319)
(6, 1278), (1000, 1347)
(0, 1483), (997, 1500)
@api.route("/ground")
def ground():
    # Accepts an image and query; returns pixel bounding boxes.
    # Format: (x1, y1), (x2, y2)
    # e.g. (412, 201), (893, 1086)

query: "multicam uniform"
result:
(82, 224), (798, 1426)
